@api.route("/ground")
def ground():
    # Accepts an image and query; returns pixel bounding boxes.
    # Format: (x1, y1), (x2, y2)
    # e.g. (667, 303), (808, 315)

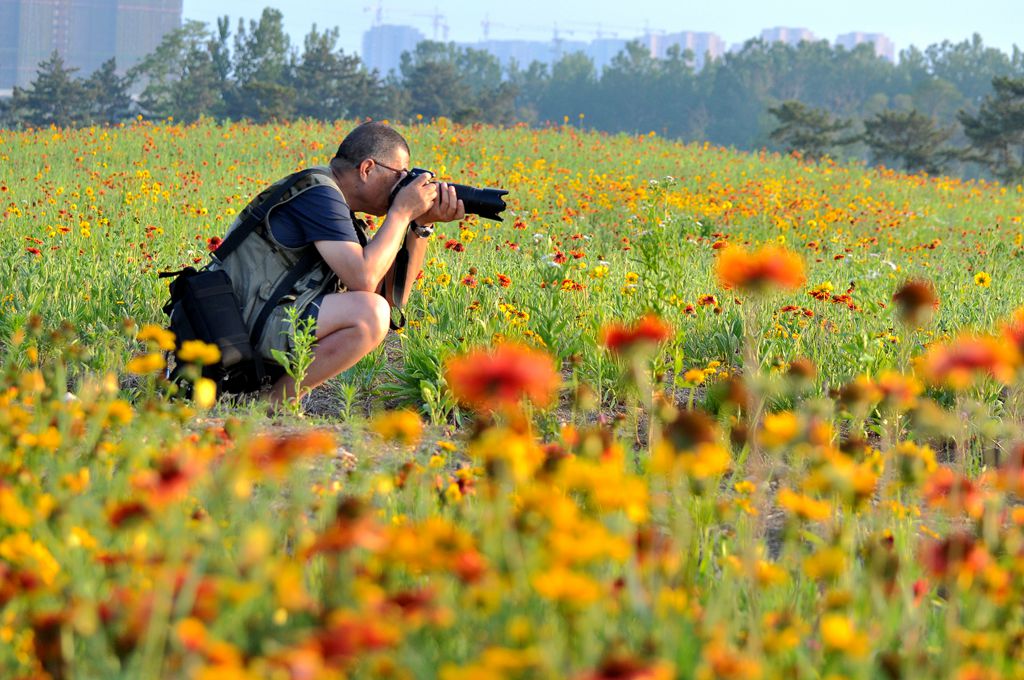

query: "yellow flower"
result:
(974, 271), (991, 287)
(370, 409), (423, 447)
(532, 567), (602, 605)
(683, 369), (706, 385)
(126, 352), (166, 374)
(469, 427), (544, 482)
(193, 377), (217, 409)
(759, 411), (799, 447)
(777, 488), (831, 522)
(178, 339), (222, 365)
(105, 399), (134, 425)
(137, 324), (176, 351)
(803, 547), (846, 580)
(0, 488), (32, 528)
(0, 533), (60, 586)
(820, 614), (868, 657)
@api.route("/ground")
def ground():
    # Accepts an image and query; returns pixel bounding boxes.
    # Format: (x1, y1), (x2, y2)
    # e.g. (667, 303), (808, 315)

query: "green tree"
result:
(84, 58), (134, 124)
(229, 8), (295, 121)
(130, 20), (227, 121)
(958, 76), (1024, 184)
(291, 25), (384, 120)
(862, 109), (956, 174)
(594, 41), (667, 134)
(926, 34), (1024, 108)
(703, 39), (788, 148)
(537, 51), (597, 125)
(399, 41), (515, 124)
(10, 51), (89, 127)
(767, 100), (854, 161)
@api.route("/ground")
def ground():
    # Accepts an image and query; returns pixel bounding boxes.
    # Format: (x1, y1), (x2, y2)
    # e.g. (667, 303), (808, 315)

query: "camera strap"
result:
(389, 244), (410, 330)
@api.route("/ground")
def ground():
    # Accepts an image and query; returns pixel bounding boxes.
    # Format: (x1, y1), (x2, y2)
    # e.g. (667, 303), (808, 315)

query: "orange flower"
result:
(445, 343), (560, 411)
(923, 466), (987, 519)
(715, 245), (806, 292)
(305, 497), (386, 557)
(919, 334), (1018, 389)
(247, 430), (336, 476)
(999, 307), (1024, 355)
(600, 314), (673, 356)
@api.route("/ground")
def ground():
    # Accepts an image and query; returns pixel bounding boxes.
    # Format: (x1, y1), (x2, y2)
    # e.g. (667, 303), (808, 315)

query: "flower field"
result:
(3, 118), (1024, 678)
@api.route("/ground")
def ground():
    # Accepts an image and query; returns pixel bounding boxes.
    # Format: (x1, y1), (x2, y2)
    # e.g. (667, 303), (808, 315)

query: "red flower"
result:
(26, 247), (42, 257)
(130, 453), (201, 507)
(445, 343), (561, 411)
(206, 236), (223, 252)
(921, 532), (989, 580)
(600, 314), (673, 356)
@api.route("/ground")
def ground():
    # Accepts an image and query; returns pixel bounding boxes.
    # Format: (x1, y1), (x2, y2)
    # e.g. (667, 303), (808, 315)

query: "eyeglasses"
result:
(371, 159), (409, 176)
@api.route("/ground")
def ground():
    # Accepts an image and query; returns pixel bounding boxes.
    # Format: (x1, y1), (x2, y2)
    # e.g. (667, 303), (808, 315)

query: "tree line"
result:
(2, 8), (1023, 182)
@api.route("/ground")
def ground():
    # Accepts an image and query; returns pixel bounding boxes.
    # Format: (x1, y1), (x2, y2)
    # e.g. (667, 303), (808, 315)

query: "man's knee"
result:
(352, 291), (390, 345)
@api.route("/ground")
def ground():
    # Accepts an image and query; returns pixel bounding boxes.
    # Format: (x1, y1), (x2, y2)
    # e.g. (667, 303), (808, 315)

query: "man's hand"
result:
(417, 181), (466, 225)
(390, 172), (437, 222)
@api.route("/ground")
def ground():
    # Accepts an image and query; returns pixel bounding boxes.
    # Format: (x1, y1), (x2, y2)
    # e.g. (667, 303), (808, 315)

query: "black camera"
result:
(388, 168), (509, 226)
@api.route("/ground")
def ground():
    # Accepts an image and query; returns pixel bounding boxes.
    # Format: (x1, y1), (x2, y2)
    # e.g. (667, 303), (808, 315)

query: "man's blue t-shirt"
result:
(269, 185), (361, 248)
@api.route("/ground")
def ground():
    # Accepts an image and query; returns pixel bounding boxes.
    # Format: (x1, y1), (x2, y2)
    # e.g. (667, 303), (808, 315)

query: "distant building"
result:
(835, 32), (895, 62)
(362, 24), (425, 76)
(586, 38), (628, 71)
(0, 0), (182, 89)
(760, 27), (817, 46)
(652, 31), (726, 70)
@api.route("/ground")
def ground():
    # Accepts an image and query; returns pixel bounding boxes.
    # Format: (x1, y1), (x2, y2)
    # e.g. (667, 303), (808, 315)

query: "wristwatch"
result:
(410, 220), (434, 238)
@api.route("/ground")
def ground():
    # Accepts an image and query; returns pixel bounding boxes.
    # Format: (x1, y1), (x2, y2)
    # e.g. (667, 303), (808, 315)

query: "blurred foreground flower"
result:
(136, 324), (176, 352)
(247, 430), (336, 477)
(178, 339), (221, 365)
(820, 614), (869, 657)
(919, 334), (1018, 389)
(600, 314), (673, 356)
(193, 377), (217, 409)
(445, 343), (560, 412)
(892, 279), (939, 325)
(371, 409), (423, 447)
(126, 352), (165, 375)
(715, 245), (806, 292)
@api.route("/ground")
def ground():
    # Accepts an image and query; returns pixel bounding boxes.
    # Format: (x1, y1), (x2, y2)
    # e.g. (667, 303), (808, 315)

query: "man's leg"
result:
(268, 291), (390, 406)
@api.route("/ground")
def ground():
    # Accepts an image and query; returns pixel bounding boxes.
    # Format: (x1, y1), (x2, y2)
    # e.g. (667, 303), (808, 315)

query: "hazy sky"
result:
(181, 0), (1022, 58)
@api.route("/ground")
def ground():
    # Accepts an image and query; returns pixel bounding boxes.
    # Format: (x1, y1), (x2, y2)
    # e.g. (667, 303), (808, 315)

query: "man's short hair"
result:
(332, 121), (409, 170)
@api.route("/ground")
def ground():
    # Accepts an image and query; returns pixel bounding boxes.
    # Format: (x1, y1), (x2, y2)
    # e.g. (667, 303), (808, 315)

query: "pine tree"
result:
(130, 20), (227, 121)
(229, 8), (295, 121)
(768, 100), (855, 161)
(11, 51), (89, 127)
(291, 25), (383, 120)
(958, 76), (1024, 183)
(862, 109), (956, 175)
(84, 58), (134, 124)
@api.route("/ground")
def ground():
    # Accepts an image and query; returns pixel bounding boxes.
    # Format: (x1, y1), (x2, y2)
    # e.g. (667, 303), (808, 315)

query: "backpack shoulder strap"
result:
(213, 167), (334, 262)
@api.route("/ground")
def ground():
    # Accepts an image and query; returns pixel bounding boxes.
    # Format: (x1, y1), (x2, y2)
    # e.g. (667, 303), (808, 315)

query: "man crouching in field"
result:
(212, 121), (464, 407)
